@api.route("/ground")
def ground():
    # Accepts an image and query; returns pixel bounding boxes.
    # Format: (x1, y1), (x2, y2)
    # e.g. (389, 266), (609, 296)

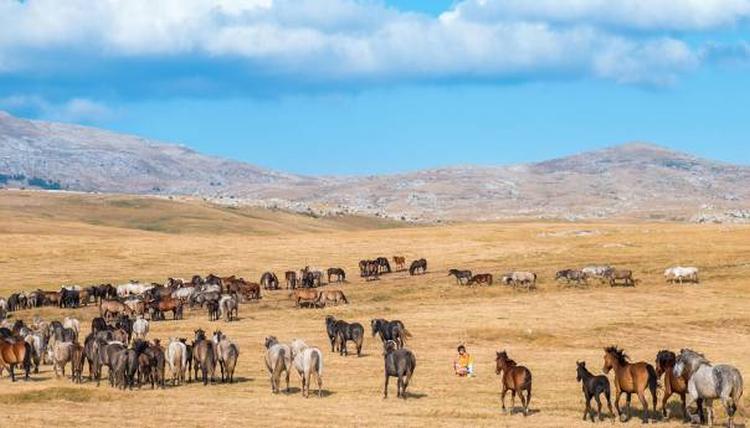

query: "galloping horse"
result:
(602, 346), (658, 423)
(655, 350), (694, 421)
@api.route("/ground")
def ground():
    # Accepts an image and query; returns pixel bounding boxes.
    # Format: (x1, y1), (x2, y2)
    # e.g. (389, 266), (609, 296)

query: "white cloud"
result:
(0, 0), (742, 88)
(445, 0), (750, 31)
(0, 95), (113, 123)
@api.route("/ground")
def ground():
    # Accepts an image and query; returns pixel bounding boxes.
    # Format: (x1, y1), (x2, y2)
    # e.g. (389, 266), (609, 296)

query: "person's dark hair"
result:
(457, 345), (466, 352)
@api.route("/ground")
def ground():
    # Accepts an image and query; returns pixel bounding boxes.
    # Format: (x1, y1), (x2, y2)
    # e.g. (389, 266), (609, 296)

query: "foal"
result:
(602, 346), (658, 423)
(576, 361), (613, 422)
(495, 351), (532, 416)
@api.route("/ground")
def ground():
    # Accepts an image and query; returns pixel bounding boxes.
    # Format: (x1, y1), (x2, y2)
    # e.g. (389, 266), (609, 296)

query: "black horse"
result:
(371, 318), (411, 349)
(327, 267), (346, 283)
(260, 272), (280, 290)
(409, 259), (428, 276)
(576, 361), (614, 422)
(383, 340), (416, 399)
(375, 257), (392, 274)
(325, 316), (364, 356)
(448, 269), (472, 285)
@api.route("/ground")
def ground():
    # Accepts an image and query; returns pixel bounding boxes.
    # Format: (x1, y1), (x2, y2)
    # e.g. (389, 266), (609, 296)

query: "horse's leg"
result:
(636, 389), (649, 423)
(594, 393), (604, 421)
(383, 374), (389, 399)
(500, 386), (508, 413)
(316, 370), (322, 398)
(613, 389), (623, 420)
(625, 392), (632, 421)
(397, 375), (403, 399)
(583, 392), (592, 421)
(9, 363), (15, 382)
(705, 399), (713, 427)
(285, 368), (290, 393)
(511, 389), (516, 414)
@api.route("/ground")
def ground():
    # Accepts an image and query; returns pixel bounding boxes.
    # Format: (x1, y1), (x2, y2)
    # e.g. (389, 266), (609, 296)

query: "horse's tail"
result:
(22, 342), (32, 375)
(312, 349), (323, 377)
(401, 326), (412, 338)
(646, 363), (659, 410)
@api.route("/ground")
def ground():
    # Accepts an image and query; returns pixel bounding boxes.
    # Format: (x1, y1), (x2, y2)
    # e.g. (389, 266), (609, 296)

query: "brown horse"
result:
(317, 290), (348, 306)
(467, 274), (493, 286)
(392, 256), (406, 271)
(99, 299), (133, 320)
(285, 271), (297, 289)
(606, 270), (636, 287)
(602, 346), (658, 422)
(0, 338), (30, 381)
(495, 351), (532, 416)
(655, 350), (693, 421)
(290, 289), (321, 308)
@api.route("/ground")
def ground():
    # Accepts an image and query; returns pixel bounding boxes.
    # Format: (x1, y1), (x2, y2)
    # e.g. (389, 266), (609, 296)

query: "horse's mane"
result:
(605, 346), (629, 365)
(681, 348), (711, 365)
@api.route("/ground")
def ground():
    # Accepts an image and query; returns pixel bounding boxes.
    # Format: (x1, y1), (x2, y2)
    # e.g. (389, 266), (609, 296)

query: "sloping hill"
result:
(2, 111), (749, 222)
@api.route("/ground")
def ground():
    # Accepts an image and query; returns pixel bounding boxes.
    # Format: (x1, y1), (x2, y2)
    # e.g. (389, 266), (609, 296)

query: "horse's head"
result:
(603, 346), (628, 373)
(673, 348), (708, 378)
(264, 336), (278, 349)
(495, 351), (510, 374)
(370, 319), (382, 336)
(655, 350), (676, 376)
(383, 340), (397, 355)
(194, 328), (206, 342)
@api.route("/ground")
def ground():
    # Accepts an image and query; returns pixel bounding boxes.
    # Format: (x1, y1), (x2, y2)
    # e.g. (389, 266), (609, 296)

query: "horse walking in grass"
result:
(495, 351), (532, 416)
(602, 346), (658, 423)
(0, 338), (30, 381)
(576, 361), (613, 422)
(383, 340), (416, 399)
(655, 350), (696, 421)
(673, 348), (743, 428)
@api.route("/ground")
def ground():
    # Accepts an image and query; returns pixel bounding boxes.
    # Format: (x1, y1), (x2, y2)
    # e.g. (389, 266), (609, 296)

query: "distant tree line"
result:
(0, 173), (63, 190)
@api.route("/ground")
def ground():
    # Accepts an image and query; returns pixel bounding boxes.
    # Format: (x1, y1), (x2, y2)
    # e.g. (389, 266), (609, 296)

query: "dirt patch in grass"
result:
(0, 387), (113, 404)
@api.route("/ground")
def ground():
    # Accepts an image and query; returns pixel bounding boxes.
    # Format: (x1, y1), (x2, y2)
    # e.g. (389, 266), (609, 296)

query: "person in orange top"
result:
(453, 345), (474, 377)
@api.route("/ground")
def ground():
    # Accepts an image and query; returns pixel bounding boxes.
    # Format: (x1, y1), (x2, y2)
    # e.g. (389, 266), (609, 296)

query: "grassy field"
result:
(1, 190), (749, 427)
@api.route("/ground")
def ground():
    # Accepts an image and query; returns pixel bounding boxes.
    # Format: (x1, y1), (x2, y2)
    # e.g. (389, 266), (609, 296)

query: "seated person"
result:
(453, 345), (474, 377)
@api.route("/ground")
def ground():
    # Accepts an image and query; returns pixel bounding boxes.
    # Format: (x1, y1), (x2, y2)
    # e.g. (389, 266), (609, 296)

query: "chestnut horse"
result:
(602, 346), (658, 423)
(467, 274), (493, 286)
(655, 350), (695, 421)
(0, 338), (30, 381)
(392, 256), (406, 271)
(495, 351), (532, 416)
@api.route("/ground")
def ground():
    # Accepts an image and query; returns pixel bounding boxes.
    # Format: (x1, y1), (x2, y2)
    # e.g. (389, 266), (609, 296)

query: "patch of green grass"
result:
(0, 387), (112, 404)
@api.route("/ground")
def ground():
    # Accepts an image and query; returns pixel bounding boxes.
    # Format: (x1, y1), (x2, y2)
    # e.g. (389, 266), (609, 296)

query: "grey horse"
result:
(291, 339), (323, 398)
(264, 336), (292, 394)
(383, 340), (416, 399)
(673, 349), (744, 427)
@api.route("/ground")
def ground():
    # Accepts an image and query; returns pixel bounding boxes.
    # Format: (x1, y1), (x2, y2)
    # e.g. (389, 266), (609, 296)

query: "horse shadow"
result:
(505, 407), (540, 416)
(403, 391), (428, 400)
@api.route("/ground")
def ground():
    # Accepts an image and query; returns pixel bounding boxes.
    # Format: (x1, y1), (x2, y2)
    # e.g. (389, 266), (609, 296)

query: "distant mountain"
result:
(2, 111), (748, 222)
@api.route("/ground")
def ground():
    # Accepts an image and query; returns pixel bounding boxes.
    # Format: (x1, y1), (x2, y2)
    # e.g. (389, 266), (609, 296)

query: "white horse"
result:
(171, 286), (195, 301)
(132, 316), (149, 340)
(212, 331), (239, 383)
(664, 266), (699, 284)
(219, 294), (238, 322)
(291, 339), (324, 398)
(674, 349), (743, 427)
(264, 336), (292, 394)
(62, 316), (80, 338)
(165, 338), (187, 385)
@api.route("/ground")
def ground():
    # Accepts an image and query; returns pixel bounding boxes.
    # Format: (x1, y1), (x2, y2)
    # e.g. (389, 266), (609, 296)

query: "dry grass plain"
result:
(1, 190), (749, 427)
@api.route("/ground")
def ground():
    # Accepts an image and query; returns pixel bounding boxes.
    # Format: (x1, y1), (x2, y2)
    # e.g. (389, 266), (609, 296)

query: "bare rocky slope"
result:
(1, 111), (748, 222)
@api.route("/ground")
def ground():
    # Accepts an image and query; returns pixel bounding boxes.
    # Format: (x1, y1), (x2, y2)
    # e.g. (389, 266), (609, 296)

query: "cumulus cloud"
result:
(0, 0), (744, 99)
(0, 95), (113, 123)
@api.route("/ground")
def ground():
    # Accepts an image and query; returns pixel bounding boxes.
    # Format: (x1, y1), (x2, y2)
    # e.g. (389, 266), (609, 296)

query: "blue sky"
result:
(0, 0), (749, 175)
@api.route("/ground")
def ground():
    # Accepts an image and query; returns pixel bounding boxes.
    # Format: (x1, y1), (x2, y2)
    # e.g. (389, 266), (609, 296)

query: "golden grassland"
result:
(0, 190), (749, 427)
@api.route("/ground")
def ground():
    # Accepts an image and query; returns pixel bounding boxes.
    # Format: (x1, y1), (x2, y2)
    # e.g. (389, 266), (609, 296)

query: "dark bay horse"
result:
(495, 351), (532, 416)
(371, 319), (411, 349)
(409, 258), (427, 276)
(602, 346), (658, 422)
(467, 274), (493, 286)
(448, 269), (472, 285)
(576, 361), (613, 421)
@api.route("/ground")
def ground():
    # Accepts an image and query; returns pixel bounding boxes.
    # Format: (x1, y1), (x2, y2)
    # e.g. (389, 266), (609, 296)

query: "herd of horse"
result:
(0, 254), (739, 426)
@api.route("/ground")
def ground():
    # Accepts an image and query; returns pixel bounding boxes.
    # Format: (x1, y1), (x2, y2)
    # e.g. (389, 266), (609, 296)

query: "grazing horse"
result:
(655, 350), (693, 421)
(132, 316), (149, 340)
(317, 290), (348, 306)
(502, 272), (537, 290)
(375, 257), (392, 274)
(392, 256), (406, 271)
(556, 269), (587, 286)
(99, 299), (133, 320)
(602, 346), (658, 423)
(291, 339), (323, 398)
(264, 336), (292, 394)
(212, 331), (239, 383)
(467, 274), (493, 286)
(496, 351), (532, 416)
(371, 319), (411, 349)
(166, 338), (187, 386)
(326, 267), (346, 283)
(673, 348), (744, 428)
(260, 272), (280, 290)
(285, 271), (298, 289)
(325, 316), (364, 357)
(606, 269), (636, 287)
(448, 269), (472, 285)
(576, 361), (613, 422)
(192, 329), (216, 386)
(0, 338), (30, 381)
(383, 340), (416, 399)
(408, 258), (427, 276)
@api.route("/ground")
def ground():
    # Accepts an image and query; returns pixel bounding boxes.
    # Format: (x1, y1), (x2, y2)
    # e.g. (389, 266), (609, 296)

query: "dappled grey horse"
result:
(264, 336), (291, 394)
(674, 349), (744, 427)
